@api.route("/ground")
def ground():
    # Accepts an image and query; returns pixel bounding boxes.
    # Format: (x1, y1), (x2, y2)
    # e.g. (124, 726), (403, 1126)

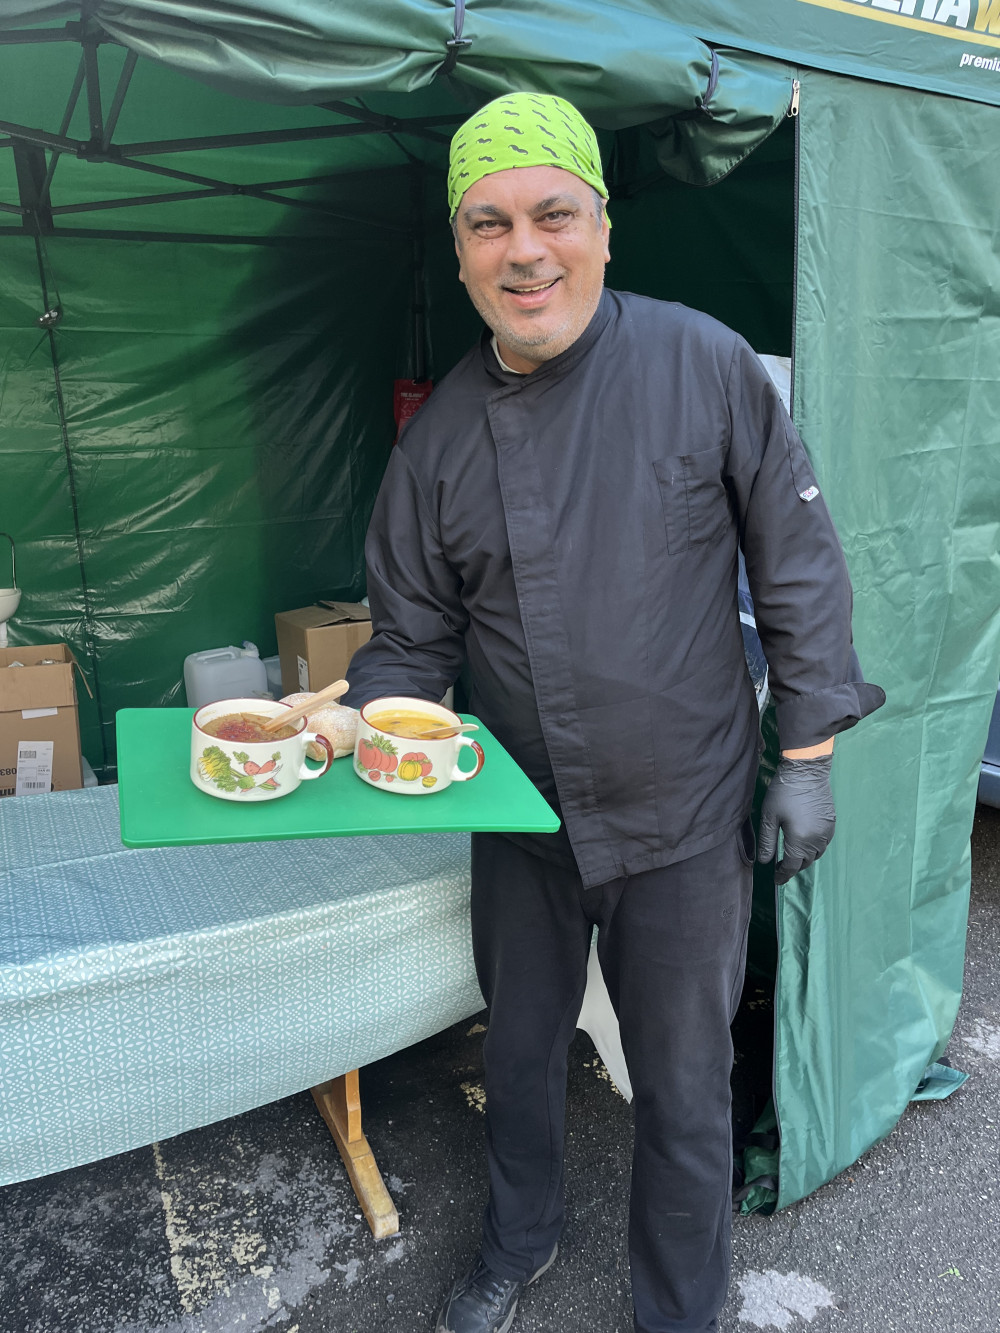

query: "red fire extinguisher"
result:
(393, 379), (433, 444)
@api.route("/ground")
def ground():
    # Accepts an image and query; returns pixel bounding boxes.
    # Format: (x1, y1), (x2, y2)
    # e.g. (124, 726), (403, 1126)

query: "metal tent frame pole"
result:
(0, 16), (464, 240)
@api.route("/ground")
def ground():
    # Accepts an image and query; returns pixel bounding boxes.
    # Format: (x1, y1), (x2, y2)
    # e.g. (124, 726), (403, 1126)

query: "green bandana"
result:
(448, 93), (608, 222)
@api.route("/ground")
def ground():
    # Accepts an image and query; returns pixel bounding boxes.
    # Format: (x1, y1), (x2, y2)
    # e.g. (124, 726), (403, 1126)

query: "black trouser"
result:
(470, 825), (755, 1333)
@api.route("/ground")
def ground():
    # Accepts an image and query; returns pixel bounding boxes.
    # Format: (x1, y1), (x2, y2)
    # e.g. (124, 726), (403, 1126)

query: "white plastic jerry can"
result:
(183, 641), (269, 709)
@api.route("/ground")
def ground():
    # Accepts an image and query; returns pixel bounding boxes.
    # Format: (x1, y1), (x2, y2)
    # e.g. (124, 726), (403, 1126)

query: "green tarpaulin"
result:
(1, 4), (998, 1212)
(673, 0), (1000, 108)
(781, 67), (1000, 1205)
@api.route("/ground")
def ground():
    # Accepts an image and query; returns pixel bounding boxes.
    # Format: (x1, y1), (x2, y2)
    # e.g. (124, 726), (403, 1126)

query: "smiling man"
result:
(454, 169), (610, 371)
(344, 93), (883, 1333)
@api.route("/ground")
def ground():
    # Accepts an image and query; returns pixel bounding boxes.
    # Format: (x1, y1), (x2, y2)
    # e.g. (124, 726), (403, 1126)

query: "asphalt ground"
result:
(2, 804), (998, 1333)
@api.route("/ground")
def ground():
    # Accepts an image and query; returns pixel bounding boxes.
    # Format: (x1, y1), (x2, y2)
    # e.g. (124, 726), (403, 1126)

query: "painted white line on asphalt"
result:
(151, 1141), (272, 1315)
(460, 1081), (487, 1113)
(961, 1019), (1000, 1061)
(123, 1149), (336, 1332)
(736, 1270), (837, 1329)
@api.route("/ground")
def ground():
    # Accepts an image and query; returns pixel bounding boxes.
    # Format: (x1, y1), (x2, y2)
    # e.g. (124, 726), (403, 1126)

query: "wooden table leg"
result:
(311, 1069), (399, 1239)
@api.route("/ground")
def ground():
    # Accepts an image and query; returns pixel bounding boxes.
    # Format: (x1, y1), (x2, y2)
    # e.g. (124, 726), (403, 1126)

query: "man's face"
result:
(454, 165), (611, 374)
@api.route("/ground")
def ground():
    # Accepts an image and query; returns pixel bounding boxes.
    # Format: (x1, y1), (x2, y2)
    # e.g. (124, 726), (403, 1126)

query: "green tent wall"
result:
(1, 5), (998, 1212)
(783, 69), (1000, 1205)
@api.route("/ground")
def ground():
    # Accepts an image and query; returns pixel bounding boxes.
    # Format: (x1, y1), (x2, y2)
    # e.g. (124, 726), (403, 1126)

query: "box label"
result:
(15, 739), (54, 796)
(297, 654), (310, 691)
(21, 707), (59, 720)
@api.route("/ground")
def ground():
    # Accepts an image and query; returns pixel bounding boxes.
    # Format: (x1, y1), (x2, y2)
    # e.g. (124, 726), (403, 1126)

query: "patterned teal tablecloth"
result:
(0, 785), (480, 1185)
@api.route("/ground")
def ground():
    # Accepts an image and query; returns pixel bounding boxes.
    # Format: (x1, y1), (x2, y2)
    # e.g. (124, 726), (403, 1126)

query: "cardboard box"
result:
(275, 602), (372, 697)
(0, 644), (85, 798)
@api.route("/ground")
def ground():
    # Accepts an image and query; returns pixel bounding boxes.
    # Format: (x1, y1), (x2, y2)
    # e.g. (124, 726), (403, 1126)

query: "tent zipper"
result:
(788, 76), (801, 424)
(765, 73), (804, 1210)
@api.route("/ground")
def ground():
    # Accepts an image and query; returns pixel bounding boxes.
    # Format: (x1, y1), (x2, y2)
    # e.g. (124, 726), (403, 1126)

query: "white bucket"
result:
(183, 642), (269, 709)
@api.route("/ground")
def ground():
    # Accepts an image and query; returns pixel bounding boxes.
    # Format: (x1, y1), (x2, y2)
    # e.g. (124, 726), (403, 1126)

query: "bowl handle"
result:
(299, 732), (334, 780)
(450, 738), (485, 783)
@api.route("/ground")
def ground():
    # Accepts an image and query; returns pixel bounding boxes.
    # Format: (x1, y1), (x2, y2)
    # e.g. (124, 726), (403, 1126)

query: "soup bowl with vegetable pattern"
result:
(191, 697), (333, 801)
(355, 696), (485, 795)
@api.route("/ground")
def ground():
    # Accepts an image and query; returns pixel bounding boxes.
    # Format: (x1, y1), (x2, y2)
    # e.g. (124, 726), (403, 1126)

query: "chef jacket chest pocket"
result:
(653, 447), (730, 555)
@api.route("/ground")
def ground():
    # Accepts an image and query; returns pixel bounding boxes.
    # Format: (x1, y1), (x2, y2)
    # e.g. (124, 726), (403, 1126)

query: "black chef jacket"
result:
(345, 290), (885, 889)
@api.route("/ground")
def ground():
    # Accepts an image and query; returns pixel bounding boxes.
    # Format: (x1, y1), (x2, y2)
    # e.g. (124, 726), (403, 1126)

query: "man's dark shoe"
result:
(434, 1245), (558, 1333)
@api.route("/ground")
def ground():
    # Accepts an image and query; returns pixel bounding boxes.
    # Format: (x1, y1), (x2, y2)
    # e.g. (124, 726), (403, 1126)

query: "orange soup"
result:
(367, 709), (455, 739)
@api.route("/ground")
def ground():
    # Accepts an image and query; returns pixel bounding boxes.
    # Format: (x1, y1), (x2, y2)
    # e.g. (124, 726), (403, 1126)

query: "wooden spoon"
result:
(262, 678), (349, 733)
(416, 721), (480, 739)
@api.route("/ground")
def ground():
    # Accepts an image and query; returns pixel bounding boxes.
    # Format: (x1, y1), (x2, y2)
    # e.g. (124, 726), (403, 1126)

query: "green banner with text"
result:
(678, 0), (1000, 106)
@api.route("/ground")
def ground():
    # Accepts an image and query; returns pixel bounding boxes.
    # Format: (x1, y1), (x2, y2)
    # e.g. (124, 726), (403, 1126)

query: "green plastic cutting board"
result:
(116, 709), (560, 849)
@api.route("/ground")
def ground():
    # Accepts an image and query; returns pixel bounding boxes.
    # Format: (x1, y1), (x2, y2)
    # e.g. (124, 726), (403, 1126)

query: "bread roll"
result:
(280, 693), (359, 760)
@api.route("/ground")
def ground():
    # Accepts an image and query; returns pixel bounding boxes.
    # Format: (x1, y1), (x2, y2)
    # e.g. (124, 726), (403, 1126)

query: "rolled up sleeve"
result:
(725, 339), (885, 749)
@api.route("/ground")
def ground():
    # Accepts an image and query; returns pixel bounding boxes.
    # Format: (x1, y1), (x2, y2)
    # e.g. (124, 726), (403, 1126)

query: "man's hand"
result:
(757, 754), (836, 885)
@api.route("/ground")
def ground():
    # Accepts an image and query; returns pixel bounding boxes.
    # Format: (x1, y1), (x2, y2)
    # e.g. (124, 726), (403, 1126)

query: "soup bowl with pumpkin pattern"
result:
(354, 697), (485, 795)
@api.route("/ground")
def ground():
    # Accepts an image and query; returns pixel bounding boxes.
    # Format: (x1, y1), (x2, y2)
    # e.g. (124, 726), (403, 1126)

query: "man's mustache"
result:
(498, 269), (562, 288)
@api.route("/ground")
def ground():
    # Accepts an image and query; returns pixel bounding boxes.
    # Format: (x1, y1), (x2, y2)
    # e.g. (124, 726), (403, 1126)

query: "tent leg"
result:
(411, 166), (427, 382)
(311, 1070), (400, 1239)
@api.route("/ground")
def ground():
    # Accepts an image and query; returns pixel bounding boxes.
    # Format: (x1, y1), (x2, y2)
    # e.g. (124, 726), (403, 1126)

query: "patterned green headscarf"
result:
(448, 93), (608, 222)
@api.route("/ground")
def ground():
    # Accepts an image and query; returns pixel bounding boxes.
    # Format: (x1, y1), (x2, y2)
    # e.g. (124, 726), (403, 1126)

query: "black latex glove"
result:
(757, 755), (835, 885)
